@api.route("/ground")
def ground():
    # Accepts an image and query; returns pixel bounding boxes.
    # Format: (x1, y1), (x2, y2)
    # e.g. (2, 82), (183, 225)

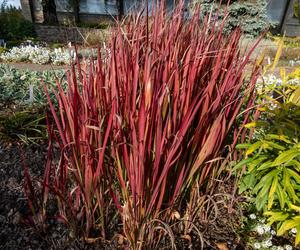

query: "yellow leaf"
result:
(291, 85), (300, 105)
(258, 107), (266, 111)
(246, 141), (262, 156)
(271, 38), (284, 72)
(290, 204), (300, 212)
(268, 176), (278, 210)
(256, 53), (265, 67)
(296, 226), (300, 246)
(280, 68), (287, 84)
(244, 122), (257, 128)
(278, 218), (300, 235)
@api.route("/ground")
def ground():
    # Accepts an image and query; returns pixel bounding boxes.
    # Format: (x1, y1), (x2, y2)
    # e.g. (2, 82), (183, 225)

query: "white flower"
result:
(263, 224), (271, 233)
(271, 230), (276, 235)
(277, 247), (284, 250)
(291, 228), (297, 234)
(262, 239), (272, 248)
(256, 225), (265, 235)
(284, 245), (293, 250)
(0, 45), (70, 65)
(253, 242), (261, 249)
(249, 214), (257, 219)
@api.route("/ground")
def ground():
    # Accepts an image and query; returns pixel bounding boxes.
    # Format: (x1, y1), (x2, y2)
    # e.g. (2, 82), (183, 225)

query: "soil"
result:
(0, 141), (111, 250)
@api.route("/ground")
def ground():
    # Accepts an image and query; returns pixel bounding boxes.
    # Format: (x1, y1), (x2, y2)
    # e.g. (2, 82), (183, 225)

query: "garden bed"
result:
(1, 3), (300, 250)
(0, 141), (248, 249)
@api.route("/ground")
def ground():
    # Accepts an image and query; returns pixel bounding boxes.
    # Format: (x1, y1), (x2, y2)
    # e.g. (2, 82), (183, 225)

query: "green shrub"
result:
(236, 70), (300, 246)
(0, 109), (47, 144)
(0, 6), (36, 41)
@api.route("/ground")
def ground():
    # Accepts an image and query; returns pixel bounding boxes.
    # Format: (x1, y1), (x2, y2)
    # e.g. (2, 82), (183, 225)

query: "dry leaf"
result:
(171, 210), (181, 220)
(181, 234), (192, 242)
(216, 242), (229, 250)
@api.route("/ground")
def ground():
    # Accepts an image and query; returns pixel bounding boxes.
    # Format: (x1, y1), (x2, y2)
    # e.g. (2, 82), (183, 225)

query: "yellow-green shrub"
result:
(236, 71), (300, 245)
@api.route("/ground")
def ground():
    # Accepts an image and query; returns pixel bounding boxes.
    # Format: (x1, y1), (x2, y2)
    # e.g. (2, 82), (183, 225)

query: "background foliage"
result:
(0, 3), (36, 42)
(193, 0), (270, 37)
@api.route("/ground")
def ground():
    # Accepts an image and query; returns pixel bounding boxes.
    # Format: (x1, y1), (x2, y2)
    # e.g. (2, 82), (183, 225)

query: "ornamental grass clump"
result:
(24, 1), (261, 248)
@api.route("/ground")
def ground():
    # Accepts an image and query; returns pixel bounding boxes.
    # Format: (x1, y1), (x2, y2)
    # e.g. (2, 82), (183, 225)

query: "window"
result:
(79, 0), (118, 15)
(55, 0), (73, 12)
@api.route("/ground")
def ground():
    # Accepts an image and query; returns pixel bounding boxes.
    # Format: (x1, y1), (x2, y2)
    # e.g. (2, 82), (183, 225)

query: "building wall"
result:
(267, 0), (288, 23)
(21, 0), (44, 23)
(32, 0), (44, 23)
(34, 24), (97, 43)
(20, 0), (33, 21)
(24, 0), (300, 37)
(282, 0), (300, 37)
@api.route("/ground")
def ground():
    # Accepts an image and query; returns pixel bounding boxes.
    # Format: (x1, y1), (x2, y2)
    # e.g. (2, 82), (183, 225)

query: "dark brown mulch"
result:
(0, 142), (118, 250)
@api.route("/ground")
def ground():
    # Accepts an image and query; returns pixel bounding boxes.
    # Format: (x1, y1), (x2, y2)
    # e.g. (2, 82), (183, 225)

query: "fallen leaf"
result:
(216, 242), (229, 250)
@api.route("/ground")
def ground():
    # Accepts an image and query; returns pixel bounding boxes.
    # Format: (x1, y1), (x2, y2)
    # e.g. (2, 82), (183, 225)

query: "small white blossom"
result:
(277, 247), (284, 250)
(253, 242), (261, 249)
(263, 224), (271, 233)
(262, 239), (272, 248)
(291, 228), (297, 234)
(0, 45), (71, 65)
(249, 214), (257, 219)
(284, 245), (293, 250)
(256, 225), (265, 235)
(271, 230), (276, 235)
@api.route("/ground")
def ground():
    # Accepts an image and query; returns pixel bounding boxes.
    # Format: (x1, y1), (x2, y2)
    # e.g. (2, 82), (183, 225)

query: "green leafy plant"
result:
(236, 71), (300, 245)
(0, 109), (47, 144)
(236, 103), (300, 209)
(0, 5), (36, 41)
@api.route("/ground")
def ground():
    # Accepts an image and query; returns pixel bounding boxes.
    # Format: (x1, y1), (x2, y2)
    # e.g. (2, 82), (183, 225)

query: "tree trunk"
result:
(42, 0), (58, 24)
(73, 0), (80, 23)
(117, 0), (124, 18)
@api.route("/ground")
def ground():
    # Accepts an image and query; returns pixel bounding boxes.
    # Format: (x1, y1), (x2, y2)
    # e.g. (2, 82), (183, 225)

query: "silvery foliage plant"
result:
(0, 45), (72, 65)
(0, 64), (66, 107)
